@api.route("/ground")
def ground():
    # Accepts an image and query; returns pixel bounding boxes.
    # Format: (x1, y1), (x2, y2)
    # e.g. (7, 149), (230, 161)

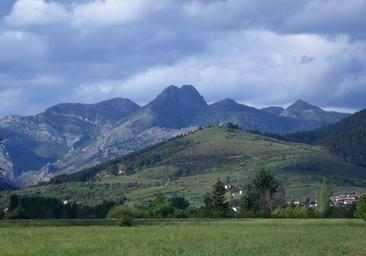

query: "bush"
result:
(149, 193), (175, 218)
(5, 207), (27, 220)
(169, 196), (190, 210)
(272, 206), (315, 218)
(354, 195), (366, 221)
(328, 206), (355, 218)
(150, 203), (175, 218)
(117, 215), (134, 227)
(107, 205), (149, 219)
(168, 209), (188, 218)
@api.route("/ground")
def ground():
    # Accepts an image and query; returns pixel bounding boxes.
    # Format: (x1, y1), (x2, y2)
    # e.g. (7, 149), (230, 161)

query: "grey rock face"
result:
(0, 98), (141, 185)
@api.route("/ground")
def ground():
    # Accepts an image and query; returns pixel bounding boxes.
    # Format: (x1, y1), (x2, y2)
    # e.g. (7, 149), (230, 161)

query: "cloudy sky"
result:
(0, 0), (365, 117)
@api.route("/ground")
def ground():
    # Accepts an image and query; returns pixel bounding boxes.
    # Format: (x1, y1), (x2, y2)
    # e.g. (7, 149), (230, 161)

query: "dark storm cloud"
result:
(0, 0), (365, 117)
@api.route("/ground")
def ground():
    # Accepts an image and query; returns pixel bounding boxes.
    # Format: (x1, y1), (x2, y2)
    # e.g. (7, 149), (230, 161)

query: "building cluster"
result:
(330, 194), (358, 206)
(286, 194), (361, 208)
(224, 182), (362, 209)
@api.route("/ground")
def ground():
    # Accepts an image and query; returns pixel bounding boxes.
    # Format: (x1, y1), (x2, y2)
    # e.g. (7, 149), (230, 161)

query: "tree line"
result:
(1, 195), (115, 220)
(108, 167), (366, 223)
(1, 167), (366, 222)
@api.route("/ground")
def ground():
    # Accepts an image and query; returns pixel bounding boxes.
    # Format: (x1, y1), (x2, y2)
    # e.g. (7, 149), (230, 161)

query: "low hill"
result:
(286, 110), (366, 167)
(3, 126), (365, 206)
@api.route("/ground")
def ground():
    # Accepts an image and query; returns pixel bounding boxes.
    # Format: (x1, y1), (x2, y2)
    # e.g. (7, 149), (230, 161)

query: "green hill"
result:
(286, 110), (366, 167)
(3, 125), (366, 206)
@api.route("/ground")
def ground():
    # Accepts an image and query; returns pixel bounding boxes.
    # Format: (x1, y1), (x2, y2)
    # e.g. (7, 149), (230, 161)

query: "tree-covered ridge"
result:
(286, 110), (366, 167)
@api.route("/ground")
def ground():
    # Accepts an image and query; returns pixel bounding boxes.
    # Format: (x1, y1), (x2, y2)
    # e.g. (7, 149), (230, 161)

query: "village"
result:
(224, 184), (361, 211)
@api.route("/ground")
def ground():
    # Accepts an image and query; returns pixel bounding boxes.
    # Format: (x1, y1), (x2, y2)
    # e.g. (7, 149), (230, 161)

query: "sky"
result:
(0, 0), (366, 117)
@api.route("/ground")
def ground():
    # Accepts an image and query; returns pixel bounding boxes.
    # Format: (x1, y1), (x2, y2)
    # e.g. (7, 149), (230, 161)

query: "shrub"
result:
(107, 205), (149, 219)
(150, 193), (175, 218)
(169, 196), (190, 210)
(117, 215), (134, 227)
(272, 206), (315, 219)
(150, 203), (175, 218)
(169, 209), (188, 218)
(354, 195), (366, 221)
(272, 207), (287, 218)
(328, 206), (355, 218)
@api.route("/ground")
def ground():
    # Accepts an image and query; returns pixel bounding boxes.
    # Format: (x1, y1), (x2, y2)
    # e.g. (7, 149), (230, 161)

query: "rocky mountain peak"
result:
(151, 85), (207, 109)
(43, 98), (140, 124)
(287, 100), (323, 112)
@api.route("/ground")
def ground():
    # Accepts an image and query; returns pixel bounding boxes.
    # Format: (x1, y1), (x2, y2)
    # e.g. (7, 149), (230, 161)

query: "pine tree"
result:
(240, 167), (281, 213)
(211, 179), (230, 215)
(318, 178), (331, 216)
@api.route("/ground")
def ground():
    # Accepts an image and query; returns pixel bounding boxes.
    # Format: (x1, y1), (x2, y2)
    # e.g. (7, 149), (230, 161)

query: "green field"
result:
(0, 219), (365, 256)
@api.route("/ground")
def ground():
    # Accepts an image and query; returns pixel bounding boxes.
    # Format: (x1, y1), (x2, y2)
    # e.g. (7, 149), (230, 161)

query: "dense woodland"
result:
(286, 110), (366, 167)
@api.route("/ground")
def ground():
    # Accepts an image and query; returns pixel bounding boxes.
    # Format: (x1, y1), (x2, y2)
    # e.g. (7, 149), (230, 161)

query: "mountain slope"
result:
(261, 107), (284, 115)
(192, 99), (306, 134)
(9, 126), (366, 206)
(280, 100), (350, 126)
(286, 109), (366, 167)
(0, 98), (141, 181)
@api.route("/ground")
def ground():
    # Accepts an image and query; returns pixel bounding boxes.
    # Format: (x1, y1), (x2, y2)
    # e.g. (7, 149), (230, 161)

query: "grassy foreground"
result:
(0, 219), (365, 256)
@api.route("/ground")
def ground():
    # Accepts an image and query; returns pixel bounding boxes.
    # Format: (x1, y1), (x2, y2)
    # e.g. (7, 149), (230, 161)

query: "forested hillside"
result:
(286, 110), (366, 167)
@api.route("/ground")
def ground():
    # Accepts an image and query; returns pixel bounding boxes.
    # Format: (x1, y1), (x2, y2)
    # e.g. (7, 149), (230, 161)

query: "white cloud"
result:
(71, 0), (169, 27)
(0, 30), (47, 64)
(4, 0), (69, 27)
(4, 0), (171, 28)
(284, 0), (366, 34)
(74, 30), (366, 107)
(0, 88), (23, 116)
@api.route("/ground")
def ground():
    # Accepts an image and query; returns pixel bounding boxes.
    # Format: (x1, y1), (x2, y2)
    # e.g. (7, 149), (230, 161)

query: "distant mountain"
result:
(280, 100), (350, 126)
(261, 107), (284, 115)
(0, 85), (350, 186)
(286, 110), (366, 167)
(145, 85), (207, 128)
(192, 99), (301, 134)
(18, 126), (366, 206)
(44, 98), (141, 125)
(0, 98), (141, 182)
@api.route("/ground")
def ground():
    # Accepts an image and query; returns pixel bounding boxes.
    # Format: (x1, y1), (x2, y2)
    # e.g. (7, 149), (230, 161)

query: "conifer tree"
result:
(211, 179), (230, 215)
(318, 178), (331, 216)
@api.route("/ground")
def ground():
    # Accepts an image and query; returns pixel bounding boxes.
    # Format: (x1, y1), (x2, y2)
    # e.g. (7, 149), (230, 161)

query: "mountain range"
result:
(0, 85), (350, 187)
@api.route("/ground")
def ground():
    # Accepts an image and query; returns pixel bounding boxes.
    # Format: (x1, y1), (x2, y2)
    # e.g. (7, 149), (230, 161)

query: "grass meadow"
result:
(0, 219), (365, 256)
